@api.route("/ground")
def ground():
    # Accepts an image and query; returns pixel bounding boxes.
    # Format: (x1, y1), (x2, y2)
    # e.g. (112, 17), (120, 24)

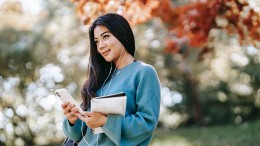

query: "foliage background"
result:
(0, 0), (260, 145)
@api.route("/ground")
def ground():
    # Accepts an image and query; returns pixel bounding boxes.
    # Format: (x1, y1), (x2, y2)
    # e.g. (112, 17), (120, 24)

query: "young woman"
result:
(61, 13), (161, 146)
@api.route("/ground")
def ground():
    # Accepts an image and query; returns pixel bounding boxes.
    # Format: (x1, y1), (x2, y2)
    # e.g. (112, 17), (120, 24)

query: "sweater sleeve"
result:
(102, 66), (161, 145)
(63, 118), (87, 142)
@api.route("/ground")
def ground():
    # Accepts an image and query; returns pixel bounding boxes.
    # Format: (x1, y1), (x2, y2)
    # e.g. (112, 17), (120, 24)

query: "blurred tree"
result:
(0, 0), (88, 145)
(69, 0), (260, 52)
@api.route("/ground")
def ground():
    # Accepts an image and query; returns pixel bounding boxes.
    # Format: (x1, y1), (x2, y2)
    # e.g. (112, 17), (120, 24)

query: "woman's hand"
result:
(77, 112), (107, 129)
(61, 102), (80, 125)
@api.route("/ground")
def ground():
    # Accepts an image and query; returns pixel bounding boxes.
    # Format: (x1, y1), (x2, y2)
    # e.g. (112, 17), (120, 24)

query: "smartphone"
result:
(55, 88), (83, 114)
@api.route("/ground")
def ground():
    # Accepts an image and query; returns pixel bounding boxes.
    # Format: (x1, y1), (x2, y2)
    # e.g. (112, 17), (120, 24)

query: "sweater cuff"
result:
(63, 118), (83, 141)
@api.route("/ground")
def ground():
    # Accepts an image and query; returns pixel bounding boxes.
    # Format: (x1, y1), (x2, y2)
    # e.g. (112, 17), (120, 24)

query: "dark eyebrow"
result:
(95, 31), (110, 40)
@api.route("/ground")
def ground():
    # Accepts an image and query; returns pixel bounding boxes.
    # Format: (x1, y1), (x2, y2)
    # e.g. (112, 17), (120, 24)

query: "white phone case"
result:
(55, 88), (83, 114)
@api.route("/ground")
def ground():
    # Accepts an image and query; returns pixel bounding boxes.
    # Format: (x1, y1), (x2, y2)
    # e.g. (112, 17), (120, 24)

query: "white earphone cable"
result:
(101, 48), (124, 96)
(82, 48), (124, 146)
(100, 62), (113, 96)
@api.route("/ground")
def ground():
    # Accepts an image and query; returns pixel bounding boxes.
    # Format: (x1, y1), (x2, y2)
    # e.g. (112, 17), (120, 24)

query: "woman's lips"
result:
(102, 50), (110, 56)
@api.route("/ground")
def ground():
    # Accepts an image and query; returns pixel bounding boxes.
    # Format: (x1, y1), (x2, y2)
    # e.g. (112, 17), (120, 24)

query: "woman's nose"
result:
(98, 40), (105, 50)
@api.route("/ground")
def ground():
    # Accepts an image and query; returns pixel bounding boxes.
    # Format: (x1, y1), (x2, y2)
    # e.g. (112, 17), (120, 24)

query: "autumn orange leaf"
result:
(69, 0), (260, 57)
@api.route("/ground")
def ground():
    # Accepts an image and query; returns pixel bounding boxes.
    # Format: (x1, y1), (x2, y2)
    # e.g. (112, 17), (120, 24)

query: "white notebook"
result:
(91, 92), (127, 134)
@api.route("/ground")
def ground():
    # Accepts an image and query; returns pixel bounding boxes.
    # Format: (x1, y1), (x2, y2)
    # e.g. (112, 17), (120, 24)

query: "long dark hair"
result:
(81, 13), (135, 109)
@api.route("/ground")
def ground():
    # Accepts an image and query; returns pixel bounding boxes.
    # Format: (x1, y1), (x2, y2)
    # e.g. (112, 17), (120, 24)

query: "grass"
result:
(150, 120), (260, 146)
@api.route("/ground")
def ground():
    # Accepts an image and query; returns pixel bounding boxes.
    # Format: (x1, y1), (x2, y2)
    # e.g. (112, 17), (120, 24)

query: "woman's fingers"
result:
(76, 111), (87, 118)
(77, 113), (85, 121)
(77, 112), (107, 128)
(63, 104), (74, 114)
(63, 104), (80, 118)
(60, 102), (79, 125)
(62, 102), (81, 114)
(61, 102), (69, 109)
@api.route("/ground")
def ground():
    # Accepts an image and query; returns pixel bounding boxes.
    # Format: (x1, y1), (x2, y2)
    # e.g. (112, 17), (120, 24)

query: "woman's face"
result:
(94, 25), (125, 63)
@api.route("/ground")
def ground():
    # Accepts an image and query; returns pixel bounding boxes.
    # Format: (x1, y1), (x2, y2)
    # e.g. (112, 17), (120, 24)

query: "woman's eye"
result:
(103, 35), (109, 40)
(95, 40), (99, 45)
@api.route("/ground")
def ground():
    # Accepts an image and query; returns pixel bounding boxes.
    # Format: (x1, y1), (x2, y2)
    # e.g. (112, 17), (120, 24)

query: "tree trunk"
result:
(184, 73), (202, 125)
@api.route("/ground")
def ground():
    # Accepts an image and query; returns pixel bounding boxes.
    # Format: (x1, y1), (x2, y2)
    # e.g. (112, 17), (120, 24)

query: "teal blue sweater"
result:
(63, 61), (161, 146)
